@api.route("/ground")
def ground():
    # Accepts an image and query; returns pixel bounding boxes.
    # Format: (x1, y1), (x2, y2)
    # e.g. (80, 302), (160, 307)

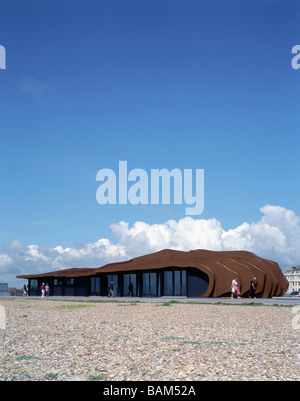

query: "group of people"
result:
(40, 283), (50, 297)
(23, 283), (50, 297)
(24, 278), (257, 299)
(231, 276), (257, 299)
(107, 281), (134, 297)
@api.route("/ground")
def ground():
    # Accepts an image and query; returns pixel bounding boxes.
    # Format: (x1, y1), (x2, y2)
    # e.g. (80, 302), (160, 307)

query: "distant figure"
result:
(231, 277), (237, 298)
(231, 277), (241, 299)
(23, 285), (28, 297)
(45, 283), (50, 297)
(249, 277), (257, 298)
(128, 282), (134, 297)
(40, 283), (45, 297)
(108, 281), (115, 298)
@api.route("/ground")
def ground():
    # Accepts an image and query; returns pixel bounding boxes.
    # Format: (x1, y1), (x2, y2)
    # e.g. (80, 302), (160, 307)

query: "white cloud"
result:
(0, 254), (13, 270)
(221, 205), (300, 265)
(1, 204), (300, 287)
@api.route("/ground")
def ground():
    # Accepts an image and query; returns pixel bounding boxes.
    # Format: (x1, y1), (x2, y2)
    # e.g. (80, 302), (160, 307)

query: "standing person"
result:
(23, 285), (28, 297)
(236, 283), (241, 298)
(231, 277), (238, 299)
(128, 282), (134, 297)
(249, 277), (257, 298)
(45, 283), (50, 297)
(108, 281), (115, 298)
(40, 283), (45, 297)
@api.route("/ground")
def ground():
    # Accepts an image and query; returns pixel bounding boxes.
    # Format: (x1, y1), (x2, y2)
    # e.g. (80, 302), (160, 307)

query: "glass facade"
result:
(123, 273), (137, 296)
(54, 278), (64, 286)
(65, 278), (75, 286)
(92, 270), (187, 297)
(30, 279), (38, 291)
(107, 274), (118, 296)
(164, 269), (186, 297)
(28, 267), (202, 298)
(164, 271), (173, 296)
(182, 270), (187, 296)
(174, 270), (181, 296)
(90, 277), (100, 296)
(143, 272), (160, 297)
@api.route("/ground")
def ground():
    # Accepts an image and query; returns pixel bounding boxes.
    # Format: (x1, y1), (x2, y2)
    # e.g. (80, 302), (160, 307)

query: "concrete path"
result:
(1, 295), (300, 306)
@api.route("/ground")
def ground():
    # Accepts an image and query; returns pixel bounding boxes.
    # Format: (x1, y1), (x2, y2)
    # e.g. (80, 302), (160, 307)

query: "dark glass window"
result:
(143, 272), (150, 296)
(30, 279), (38, 291)
(158, 272), (161, 297)
(91, 277), (100, 295)
(123, 273), (137, 296)
(149, 272), (156, 297)
(107, 275), (118, 296)
(163, 269), (187, 296)
(174, 270), (181, 296)
(182, 270), (187, 296)
(143, 272), (158, 297)
(164, 271), (173, 296)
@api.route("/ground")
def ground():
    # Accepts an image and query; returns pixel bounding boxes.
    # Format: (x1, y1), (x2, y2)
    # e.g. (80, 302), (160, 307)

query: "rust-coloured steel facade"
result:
(17, 249), (288, 298)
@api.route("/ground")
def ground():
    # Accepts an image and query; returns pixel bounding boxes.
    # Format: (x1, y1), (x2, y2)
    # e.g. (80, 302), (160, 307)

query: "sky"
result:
(0, 0), (300, 287)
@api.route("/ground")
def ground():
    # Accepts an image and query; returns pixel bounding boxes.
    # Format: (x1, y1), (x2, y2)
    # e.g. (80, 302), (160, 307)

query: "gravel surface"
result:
(0, 299), (299, 381)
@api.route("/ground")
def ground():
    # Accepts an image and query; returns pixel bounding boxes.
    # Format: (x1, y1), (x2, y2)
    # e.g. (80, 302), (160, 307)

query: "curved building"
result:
(17, 249), (288, 298)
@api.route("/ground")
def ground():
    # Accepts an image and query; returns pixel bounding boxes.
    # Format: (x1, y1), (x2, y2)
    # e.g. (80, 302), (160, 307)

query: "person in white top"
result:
(231, 277), (241, 298)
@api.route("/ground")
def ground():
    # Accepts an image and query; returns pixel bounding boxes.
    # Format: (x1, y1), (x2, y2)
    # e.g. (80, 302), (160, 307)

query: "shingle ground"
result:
(0, 299), (299, 381)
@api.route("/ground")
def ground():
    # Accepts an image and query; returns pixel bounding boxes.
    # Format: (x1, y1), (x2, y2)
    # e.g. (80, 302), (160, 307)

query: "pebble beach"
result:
(0, 299), (299, 381)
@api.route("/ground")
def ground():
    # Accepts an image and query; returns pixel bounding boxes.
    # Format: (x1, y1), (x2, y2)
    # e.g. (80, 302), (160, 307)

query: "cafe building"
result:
(17, 249), (288, 298)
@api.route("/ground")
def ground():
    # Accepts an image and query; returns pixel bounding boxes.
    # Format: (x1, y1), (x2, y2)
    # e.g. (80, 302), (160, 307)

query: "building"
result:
(0, 283), (8, 296)
(282, 266), (300, 293)
(7, 287), (23, 296)
(17, 249), (288, 298)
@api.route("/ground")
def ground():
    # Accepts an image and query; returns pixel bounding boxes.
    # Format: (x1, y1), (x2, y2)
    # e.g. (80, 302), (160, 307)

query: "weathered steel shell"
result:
(17, 249), (288, 297)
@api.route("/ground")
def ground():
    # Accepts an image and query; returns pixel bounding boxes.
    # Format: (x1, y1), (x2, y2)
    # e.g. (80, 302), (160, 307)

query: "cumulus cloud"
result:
(1, 204), (300, 286)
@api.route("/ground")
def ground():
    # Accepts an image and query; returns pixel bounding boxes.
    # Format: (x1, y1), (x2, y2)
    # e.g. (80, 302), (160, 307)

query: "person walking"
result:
(231, 277), (239, 299)
(249, 277), (257, 298)
(231, 277), (238, 298)
(40, 283), (45, 297)
(128, 282), (134, 297)
(23, 285), (28, 297)
(108, 281), (115, 298)
(45, 283), (50, 297)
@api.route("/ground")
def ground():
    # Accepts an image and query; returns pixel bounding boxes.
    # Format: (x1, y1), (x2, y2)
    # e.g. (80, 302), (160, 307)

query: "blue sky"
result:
(0, 0), (300, 284)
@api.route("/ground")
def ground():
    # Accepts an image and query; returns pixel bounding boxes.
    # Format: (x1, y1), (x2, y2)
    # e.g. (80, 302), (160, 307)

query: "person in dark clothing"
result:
(108, 281), (115, 297)
(128, 282), (134, 297)
(249, 277), (257, 298)
(23, 285), (28, 297)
